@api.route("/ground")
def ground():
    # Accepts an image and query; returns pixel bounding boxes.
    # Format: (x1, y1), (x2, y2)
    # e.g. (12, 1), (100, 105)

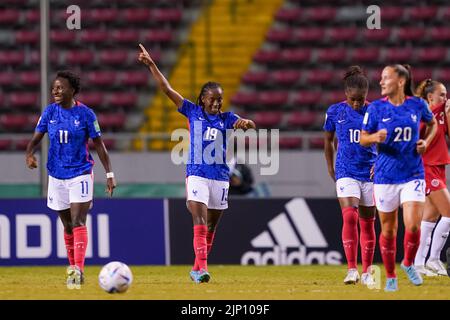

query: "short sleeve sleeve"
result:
(323, 108), (335, 132)
(361, 104), (378, 133)
(86, 108), (101, 139)
(178, 99), (198, 118)
(35, 108), (49, 133)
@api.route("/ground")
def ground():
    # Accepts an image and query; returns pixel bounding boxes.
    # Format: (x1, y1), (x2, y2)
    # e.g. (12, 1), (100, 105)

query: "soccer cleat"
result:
(414, 265), (437, 277)
(66, 265), (83, 288)
(189, 270), (200, 283)
(400, 262), (423, 286)
(426, 259), (448, 276)
(384, 277), (398, 292)
(360, 272), (375, 286)
(197, 269), (211, 283)
(343, 268), (360, 284)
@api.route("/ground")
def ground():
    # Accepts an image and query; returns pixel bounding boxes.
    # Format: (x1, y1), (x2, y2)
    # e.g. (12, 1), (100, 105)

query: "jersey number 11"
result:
(59, 130), (68, 144)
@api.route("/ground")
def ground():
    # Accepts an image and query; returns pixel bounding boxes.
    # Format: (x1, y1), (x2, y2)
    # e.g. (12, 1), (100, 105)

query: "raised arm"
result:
(138, 43), (183, 108)
(25, 131), (45, 169)
(92, 137), (116, 197)
(323, 131), (336, 181)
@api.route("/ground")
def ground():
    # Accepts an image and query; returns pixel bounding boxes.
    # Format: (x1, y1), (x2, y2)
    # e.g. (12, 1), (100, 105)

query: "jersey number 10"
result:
(349, 129), (360, 143)
(59, 130), (69, 144)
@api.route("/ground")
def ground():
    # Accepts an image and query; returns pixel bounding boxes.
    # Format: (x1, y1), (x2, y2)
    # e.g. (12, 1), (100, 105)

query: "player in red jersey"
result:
(414, 79), (450, 276)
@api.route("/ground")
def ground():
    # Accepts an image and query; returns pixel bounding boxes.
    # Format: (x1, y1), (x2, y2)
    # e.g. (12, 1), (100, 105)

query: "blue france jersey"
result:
(35, 101), (101, 179)
(324, 102), (377, 181)
(362, 96), (433, 184)
(178, 99), (239, 181)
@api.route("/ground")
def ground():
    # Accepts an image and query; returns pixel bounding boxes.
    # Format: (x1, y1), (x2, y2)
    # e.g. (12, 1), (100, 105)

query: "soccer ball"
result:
(98, 261), (133, 293)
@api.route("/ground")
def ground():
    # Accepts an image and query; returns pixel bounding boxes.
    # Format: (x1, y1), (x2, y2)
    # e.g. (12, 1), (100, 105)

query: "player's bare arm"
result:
(92, 137), (116, 197)
(233, 118), (256, 130)
(138, 43), (183, 108)
(323, 131), (336, 181)
(360, 129), (387, 146)
(25, 131), (45, 169)
(418, 116), (437, 154)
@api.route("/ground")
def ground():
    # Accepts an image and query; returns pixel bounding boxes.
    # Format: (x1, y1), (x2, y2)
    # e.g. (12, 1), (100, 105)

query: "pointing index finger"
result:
(139, 43), (149, 55)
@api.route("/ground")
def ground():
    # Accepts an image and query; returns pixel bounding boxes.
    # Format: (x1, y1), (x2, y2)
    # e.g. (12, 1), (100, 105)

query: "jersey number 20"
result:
(393, 127), (412, 142)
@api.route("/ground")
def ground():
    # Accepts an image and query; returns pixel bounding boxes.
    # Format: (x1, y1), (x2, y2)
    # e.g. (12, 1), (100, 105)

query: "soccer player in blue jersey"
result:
(361, 64), (437, 291)
(138, 44), (255, 283)
(324, 66), (377, 286)
(25, 70), (116, 286)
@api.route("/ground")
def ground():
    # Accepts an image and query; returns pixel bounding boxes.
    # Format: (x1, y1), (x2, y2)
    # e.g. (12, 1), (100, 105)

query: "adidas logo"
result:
(241, 198), (342, 265)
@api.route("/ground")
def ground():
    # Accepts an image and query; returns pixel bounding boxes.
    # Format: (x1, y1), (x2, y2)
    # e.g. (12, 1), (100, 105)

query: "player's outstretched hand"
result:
(26, 154), (38, 169)
(416, 139), (427, 154)
(375, 129), (387, 143)
(138, 43), (154, 67)
(106, 177), (116, 197)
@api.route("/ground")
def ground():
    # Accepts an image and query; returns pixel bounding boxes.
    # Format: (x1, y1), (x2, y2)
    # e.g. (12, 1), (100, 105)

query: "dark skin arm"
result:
(323, 131), (336, 182)
(92, 137), (116, 197)
(138, 43), (184, 108)
(233, 118), (256, 130)
(25, 131), (45, 169)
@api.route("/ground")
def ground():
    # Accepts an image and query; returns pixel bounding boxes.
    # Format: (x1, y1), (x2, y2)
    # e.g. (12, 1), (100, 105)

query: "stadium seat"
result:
(66, 50), (95, 65)
(408, 6), (437, 20)
(292, 91), (322, 106)
(24, 9), (40, 24)
(253, 111), (283, 128)
(385, 47), (413, 62)
(437, 68), (450, 82)
(306, 70), (334, 85)
(317, 48), (347, 63)
(108, 92), (138, 109)
(363, 28), (391, 42)
(88, 138), (116, 150)
(429, 27), (450, 41)
(413, 68), (433, 82)
(88, 8), (119, 23)
(119, 71), (149, 87)
(99, 50), (129, 65)
(15, 30), (39, 44)
(230, 91), (258, 107)
(381, 7), (405, 21)
(397, 27), (426, 42)
(50, 30), (77, 44)
(0, 9), (20, 25)
(29, 51), (59, 65)
(280, 49), (311, 64)
(80, 29), (110, 44)
(14, 139), (30, 151)
(0, 51), (25, 66)
(0, 114), (29, 131)
(308, 136), (325, 149)
(307, 7), (336, 22)
(258, 91), (289, 106)
(367, 90), (381, 102)
(328, 27), (358, 42)
(97, 113), (126, 131)
(253, 49), (281, 64)
(241, 71), (270, 86)
(9, 92), (39, 109)
(111, 29), (140, 43)
(275, 7), (302, 22)
(123, 8), (151, 23)
(143, 29), (173, 43)
(325, 90), (346, 105)
(87, 71), (117, 87)
(417, 47), (447, 63)
(151, 8), (182, 23)
(77, 92), (105, 108)
(287, 111), (317, 128)
(271, 70), (301, 86)
(279, 136), (303, 149)
(0, 139), (12, 151)
(19, 71), (40, 87)
(293, 27), (325, 43)
(266, 28), (293, 43)
(351, 47), (380, 63)
(0, 72), (15, 87)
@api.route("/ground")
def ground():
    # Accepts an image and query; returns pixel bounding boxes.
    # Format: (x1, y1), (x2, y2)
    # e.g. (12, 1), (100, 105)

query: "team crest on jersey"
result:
(431, 179), (440, 187)
(74, 119), (80, 126)
(219, 121), (224, 128)
(411, 114), (417, 122)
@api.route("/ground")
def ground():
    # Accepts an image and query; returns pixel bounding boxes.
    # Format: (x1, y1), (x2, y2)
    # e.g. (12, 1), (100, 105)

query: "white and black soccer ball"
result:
(98, 261), (133, 293)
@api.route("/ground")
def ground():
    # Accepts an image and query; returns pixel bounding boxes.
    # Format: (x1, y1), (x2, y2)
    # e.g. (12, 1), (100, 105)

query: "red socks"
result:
(193, 225), (208, 271)
(73, 226), (88, 272)
(380, 234), (396, 278)
(342, 207), (358, 269)
(63, 232), (75, 266)
(403, 229), (421, 267)
(359, 216), (376, 273)
(193, 230), (215, 271)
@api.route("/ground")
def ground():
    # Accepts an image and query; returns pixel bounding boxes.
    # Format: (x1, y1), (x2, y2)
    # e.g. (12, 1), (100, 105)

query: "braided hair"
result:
(343, 65), (369, 92)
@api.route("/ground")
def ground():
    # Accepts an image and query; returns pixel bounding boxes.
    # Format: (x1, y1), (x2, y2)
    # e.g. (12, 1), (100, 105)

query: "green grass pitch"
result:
(0, 265), (448, 300)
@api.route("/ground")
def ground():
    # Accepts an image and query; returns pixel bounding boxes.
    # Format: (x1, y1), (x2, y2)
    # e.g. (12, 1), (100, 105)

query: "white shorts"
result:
(373, 179), (426, 212)
(336, 177), (374, 207)
(47, 174), (94, 211)
(186, 175), (230, 210)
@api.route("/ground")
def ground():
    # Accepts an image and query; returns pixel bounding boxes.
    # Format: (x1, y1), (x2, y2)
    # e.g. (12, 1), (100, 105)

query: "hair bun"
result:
(343, 65), (363, 80)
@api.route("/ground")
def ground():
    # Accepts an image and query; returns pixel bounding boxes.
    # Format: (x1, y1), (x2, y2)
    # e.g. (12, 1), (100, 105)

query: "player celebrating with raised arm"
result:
(360, 64), (437, 292)
(138, 44), (255, 283)
(25, 70), (116, 287)
(324, 66), (377, 286)
(414, 79), (450, 276)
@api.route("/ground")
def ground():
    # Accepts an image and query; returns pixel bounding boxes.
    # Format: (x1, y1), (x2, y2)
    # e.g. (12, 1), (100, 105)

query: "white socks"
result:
(429, 216), (450, 261)
(414, 221), (436, 266)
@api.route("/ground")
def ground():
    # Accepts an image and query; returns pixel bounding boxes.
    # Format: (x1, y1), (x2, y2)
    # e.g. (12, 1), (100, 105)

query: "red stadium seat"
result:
(99, 50), (129, 65)
(275, 7), (302, 22)
(417, 47), (447, 63)
(287, 111), (317, 128)
(143, 30), (173, 43)
(408, 6), (437, 20)
(0, 72), (15, 87)
(24, 9), (40, 23)
(381, 7), (405, 21)
(271, 70), (301, 86)
(0, 9), (20, 24)
(293, 28), (325, 43)
(119, 71), (149, 87)
(108, 92), (138, 108)
(80, 29), (110, 44)
(328, 27), (358, 42)
(88, 138), (116, 150)
(151, 9), (182, 23)
(266, 28), (293, 43)
(253, 49), (281, 64)
(14, 139), (30, 151)
(258, 91), (289, 106)
(97, 113), (126, 130)
(412, 68), (433, 82)
(292, 91), (322, 106)
(280, 49), (311, 63)
(9, 92), (39, 109)
(29, 51), (59, 65)
(253, 111), (283, 128)
(19, 71), (40, 87)
(241, 71), (270, 86)
(15, 30), (39, 44)
(279, 137), (303, 149)
(50, 30), (77, 44)
(309, 136), (325, 149)
(363, 28), (391, 42)
(77, 92), (105, 108)
(230, 91), (258, 107)
(123, 8), (151, 23)
(307, 7), (336, 22)
(0, 51), (25, 65)
(429, 27), (450, 41)
(443, 7), (450, 20)
(317, 48), (347, 63)
(0, 114), (29, 131)
(385, 47), (413, 62)
(66, 50), (95, 65)
(325, 90), (346, 105)
(111, 29), (140, 43)
(306, 70), (334, 85)
(367, 90), (381, 102)
(437, 68), (450, 83)
(87, 71), (117, 87)
(88, 8), (119, 23)
(0, 139), (12, 151)
(397, 27), (426, 42)
(352, 47), (380, 63)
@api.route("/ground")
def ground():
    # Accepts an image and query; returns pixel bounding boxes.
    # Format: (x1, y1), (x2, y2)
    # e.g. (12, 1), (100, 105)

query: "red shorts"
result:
(424, 165), (447, 195)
